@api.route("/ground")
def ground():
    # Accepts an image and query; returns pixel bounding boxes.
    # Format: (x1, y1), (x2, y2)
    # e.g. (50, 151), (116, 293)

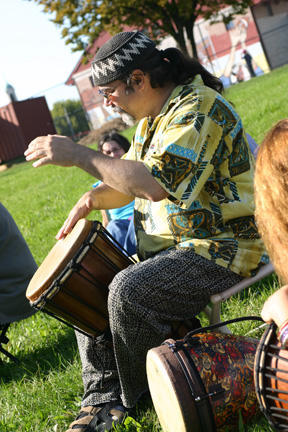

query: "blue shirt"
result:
(92, 180), (134, 221)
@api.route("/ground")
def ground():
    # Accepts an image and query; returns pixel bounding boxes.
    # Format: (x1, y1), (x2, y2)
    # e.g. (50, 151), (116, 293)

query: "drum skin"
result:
(147, 332), (260, 432)
(254, 324), (288, 430)
(26, 219), (133, 337)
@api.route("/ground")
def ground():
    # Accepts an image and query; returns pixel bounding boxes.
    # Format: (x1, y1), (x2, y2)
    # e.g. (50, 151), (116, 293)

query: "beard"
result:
(113, 106), (136, 127)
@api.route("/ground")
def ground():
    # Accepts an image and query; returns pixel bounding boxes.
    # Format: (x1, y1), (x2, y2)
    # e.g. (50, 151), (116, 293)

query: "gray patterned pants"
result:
(76, 248), (243, 409)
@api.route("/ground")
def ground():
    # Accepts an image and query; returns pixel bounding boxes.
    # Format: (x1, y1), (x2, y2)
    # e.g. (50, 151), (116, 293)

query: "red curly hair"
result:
(255, 119), (288, 283)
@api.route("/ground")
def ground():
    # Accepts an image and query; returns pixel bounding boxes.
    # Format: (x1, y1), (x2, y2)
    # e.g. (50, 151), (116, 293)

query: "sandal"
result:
(66, 401), (128, 432)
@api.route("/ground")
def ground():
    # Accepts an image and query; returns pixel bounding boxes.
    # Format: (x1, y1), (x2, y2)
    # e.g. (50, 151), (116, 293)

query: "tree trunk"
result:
(173, 29), (189, 55)
(185, 23), (198, 59)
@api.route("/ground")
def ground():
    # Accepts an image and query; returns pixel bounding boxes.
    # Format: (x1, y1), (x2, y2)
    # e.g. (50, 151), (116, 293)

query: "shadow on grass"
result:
(0, 327), (79, 384)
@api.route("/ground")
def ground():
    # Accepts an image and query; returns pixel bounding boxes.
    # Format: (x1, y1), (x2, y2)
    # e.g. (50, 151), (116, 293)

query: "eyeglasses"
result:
(98, 83), (122, 100)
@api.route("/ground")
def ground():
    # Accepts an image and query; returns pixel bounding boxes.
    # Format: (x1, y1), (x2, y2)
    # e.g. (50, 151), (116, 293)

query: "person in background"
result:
(241, 49), (256, 78)
(94, 130), (136, 255)
(25, 31), (267, 432)
(220, 22), (248, 88)
(254, 119), (288, 345)
(0, 202), (37, 361)
(246, 133), (259, 159)
(220, 18), (263, 89)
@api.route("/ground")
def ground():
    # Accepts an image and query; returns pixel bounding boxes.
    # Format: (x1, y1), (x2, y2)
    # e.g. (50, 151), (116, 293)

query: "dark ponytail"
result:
(123, 47), (223, 94)
(162, 48), (223, 94)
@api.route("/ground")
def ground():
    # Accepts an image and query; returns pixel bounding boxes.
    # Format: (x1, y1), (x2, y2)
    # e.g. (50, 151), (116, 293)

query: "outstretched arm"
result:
(25, 134), (168, 202)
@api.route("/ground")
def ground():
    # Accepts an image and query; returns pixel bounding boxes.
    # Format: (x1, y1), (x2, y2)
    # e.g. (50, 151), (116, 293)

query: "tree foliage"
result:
(29, 0), (254, 57)
(51, 99), (90, 139)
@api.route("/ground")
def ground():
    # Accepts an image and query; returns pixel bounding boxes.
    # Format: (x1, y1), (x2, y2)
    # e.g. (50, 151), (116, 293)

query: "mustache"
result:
(112, 106), (126, 115)
(112, 106), (136, 127)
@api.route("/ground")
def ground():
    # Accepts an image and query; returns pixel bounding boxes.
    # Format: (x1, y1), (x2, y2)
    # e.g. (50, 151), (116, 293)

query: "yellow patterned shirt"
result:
(124, 75), (268, 276)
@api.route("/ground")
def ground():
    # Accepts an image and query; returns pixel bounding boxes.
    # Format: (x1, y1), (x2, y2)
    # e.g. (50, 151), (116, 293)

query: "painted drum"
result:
(147, 331), (260, 432)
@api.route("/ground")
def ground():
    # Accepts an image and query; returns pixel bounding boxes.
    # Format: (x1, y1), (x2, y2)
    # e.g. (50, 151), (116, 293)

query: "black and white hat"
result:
(91, 31), (156, 86)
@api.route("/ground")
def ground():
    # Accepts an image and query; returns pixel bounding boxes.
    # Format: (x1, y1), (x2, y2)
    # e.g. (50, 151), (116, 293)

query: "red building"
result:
(0, 97), (56, 163)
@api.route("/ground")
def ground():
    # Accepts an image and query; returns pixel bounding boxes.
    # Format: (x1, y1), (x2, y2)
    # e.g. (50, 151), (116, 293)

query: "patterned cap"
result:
(91, 31), (156, 86)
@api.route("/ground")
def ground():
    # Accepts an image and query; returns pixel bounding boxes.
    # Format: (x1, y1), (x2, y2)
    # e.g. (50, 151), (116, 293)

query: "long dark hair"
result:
(98, 130), (130, 153)
(123, 48), (223, 94)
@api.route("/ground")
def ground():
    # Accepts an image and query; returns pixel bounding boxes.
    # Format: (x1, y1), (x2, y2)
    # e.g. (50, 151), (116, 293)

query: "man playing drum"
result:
(25, 31), (267, 432)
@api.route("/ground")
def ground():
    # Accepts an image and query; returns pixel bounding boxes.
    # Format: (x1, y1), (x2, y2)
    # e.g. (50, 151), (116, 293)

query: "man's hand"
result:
(24, 134), (78, 168)
(56, 191), (97, 240)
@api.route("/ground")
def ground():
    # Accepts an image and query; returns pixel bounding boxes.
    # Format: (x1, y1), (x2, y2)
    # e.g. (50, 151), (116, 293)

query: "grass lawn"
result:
(1, 64), (288, 431)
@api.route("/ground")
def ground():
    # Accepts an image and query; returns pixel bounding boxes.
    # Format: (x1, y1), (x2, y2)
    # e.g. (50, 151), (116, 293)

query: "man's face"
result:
(112, 106), (136, 127)
(98, 76), (142, 125)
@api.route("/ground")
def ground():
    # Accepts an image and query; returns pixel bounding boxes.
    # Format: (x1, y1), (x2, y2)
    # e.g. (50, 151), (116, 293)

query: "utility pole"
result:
(63, 106), (76, 140)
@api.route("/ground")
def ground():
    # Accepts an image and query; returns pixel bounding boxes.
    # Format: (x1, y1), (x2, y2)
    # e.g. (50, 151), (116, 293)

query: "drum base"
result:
(147, 342), (215, 432)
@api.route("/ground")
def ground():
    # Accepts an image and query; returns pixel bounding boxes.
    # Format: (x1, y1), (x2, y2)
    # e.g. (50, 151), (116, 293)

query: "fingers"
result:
(261, 285), (288, 328)
(25, 148), (50, 167)
(25, 136), (52, 164)
(56, 218), (73, 240)
(25, 135), (76, 167)
(25, 136), (49, 155)
(56, 212), (83, 240)
(260, 299), (273, 324)
(56, 192), (95, 239)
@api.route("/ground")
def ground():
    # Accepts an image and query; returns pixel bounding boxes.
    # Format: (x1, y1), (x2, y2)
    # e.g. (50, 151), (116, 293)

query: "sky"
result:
(0, 0), (83, 109)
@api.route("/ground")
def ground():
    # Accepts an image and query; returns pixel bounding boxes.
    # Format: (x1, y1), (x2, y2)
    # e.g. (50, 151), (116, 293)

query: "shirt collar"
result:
(159, 75), (204, 116)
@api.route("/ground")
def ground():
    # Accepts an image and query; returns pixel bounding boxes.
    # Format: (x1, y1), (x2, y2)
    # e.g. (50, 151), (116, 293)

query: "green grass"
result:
(1, 65), (288, 431)
(225, 64), (288, 145)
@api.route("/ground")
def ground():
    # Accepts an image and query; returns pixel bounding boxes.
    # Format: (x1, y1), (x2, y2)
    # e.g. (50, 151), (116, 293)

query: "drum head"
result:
(26, 219), (93, 301)
(146, 343), (200, 432)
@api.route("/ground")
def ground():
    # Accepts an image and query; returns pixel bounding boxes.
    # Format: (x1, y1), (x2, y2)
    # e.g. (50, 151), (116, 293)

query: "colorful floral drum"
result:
(254, 323), (288, 430)
(146, 332), (260, 432)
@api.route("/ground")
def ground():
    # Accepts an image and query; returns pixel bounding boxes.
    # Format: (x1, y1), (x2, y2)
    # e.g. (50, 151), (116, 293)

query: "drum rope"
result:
(266, 351), (288, 365)
(90, 246), (128, 276)
(93, 221), (137, 263)
(183, 315), (263, 344)
(72, 260), (110, 297)
(254, 322), (288, 430)
(35, 306), (95, 338)
(165, 341), (217, 431)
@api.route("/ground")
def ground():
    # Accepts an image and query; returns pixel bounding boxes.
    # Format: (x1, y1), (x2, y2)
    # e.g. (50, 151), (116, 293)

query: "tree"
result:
(29, 0), (253, 58)
(51, 99), (90, 139)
